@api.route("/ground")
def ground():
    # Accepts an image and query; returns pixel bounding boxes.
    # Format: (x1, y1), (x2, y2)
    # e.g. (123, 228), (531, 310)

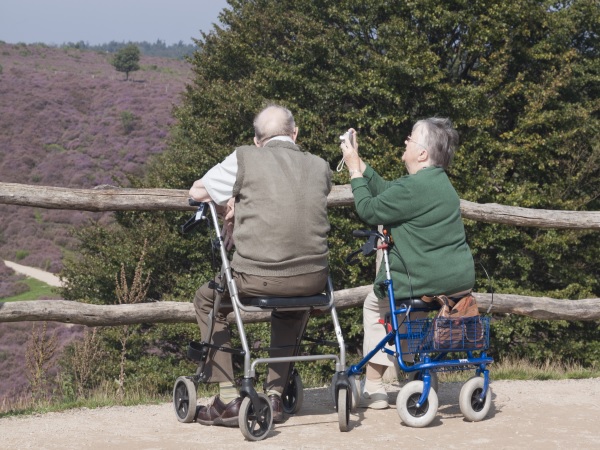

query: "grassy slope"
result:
(1, 278), (59, 302)
(0, 42), (191, 404)
(0, 42), (191, 273)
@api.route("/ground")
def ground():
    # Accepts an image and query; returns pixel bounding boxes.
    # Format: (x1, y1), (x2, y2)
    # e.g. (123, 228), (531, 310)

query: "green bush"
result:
(120, 111), (137, 135)
(15, 250), (29, 261)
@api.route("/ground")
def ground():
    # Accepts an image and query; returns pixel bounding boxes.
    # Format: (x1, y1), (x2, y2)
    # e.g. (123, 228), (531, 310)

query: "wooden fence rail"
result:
(1, 181), (599, 324)
(1, 289), (599, 325)
(2, 182), (600, 229)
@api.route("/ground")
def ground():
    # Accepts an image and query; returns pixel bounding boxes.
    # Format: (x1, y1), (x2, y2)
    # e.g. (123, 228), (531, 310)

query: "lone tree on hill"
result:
(111, 44), (140, 81)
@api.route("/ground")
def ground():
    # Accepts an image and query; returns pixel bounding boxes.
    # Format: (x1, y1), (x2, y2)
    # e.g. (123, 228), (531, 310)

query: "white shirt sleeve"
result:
(200, 150), (238, 205)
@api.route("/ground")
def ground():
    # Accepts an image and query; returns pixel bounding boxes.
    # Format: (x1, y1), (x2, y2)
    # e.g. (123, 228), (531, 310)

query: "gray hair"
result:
(414, 117), (459, 169)
(253, 104), (296, 143)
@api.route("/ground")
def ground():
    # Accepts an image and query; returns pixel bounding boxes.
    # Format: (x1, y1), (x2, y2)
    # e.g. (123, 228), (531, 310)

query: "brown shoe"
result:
(268, 394), (284, 423)
(197, 396), (242, 427)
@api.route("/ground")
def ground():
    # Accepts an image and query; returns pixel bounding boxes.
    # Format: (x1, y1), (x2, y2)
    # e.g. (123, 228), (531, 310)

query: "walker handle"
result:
(352, 229), (373, 238)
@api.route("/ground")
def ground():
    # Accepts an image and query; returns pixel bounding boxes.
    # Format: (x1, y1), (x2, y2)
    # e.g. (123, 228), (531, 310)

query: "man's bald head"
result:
(253, 105), (296, 145)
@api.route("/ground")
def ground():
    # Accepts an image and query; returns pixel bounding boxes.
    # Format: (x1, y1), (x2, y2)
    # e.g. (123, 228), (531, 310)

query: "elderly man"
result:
(189, 104), (331, 426)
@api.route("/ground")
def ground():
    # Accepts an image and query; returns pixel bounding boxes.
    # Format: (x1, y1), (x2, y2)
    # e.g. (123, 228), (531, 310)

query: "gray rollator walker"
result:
(173, 200), (351, 441)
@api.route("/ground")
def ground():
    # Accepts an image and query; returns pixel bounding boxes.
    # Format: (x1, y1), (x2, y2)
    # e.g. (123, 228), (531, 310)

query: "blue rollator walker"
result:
(341, 228), (494, 428)
(172, 201), (352, 441)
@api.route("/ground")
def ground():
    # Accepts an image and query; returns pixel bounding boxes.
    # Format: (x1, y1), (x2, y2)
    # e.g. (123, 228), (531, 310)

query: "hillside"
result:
(0, 43), (191, 273)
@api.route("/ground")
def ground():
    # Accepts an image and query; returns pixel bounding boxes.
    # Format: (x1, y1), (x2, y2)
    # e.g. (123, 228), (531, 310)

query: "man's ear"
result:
(418, 149), (429, 162)
(292, 127), (298, 142)
(254, 136), (261, 147)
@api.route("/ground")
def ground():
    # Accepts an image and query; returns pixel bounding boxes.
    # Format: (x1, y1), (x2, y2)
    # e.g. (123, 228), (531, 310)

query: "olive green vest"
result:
(231, 140), (331, 276)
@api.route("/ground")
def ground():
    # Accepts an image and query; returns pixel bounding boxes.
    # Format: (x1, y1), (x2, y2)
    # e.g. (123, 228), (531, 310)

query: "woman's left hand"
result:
(340, 128), (362, 174)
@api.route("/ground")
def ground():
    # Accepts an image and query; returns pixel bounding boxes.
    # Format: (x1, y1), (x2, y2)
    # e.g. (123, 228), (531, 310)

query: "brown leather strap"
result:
(422, 291), (474, 309)
(421, 294), (456, 308)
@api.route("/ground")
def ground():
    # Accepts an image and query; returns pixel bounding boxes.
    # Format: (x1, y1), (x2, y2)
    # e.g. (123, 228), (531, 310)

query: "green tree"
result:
(61, 0), (600, 391)
(111, 44), (141, 80)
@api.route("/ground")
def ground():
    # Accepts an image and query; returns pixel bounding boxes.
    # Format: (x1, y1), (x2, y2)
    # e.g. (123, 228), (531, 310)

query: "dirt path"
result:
(1, 378), (598, 449)
(3, 260), (62, 287)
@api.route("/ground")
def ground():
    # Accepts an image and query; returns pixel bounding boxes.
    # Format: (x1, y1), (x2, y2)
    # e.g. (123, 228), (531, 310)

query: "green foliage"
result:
(490, 316), (600, 367)
(61, 0), (600, 395)
(110, 44), (141, 80)
(15, 250), (29, 261)
(63, 39), (195, 60)
(57, 322), (200, 399)
(119, 111), (137, 134)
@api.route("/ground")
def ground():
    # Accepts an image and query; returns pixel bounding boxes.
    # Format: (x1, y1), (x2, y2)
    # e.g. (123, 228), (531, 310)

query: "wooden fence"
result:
(1, 181), (599, 324)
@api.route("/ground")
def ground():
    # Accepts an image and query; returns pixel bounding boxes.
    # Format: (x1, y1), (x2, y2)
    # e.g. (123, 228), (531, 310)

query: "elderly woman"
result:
(340, 118), (475, 409)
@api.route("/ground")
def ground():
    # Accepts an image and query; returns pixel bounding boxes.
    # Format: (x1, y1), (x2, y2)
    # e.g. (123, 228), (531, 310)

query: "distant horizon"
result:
(1, 39), (197, 47)
(0, 0), (229, 47)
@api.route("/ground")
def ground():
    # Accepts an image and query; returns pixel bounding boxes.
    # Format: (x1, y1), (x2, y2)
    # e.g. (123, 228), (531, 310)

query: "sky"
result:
(0, 0), (230, 46)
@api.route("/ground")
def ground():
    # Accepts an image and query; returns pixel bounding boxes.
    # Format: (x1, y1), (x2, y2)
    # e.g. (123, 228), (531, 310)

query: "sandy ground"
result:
(1, 378), (599, 449)
(3, 260), (62, 287)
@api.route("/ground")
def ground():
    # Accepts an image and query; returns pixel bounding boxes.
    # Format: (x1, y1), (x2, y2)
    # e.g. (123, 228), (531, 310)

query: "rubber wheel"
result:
(408, 370), (439, 393)
(348, 375), (360, 412)
(459, 376), (492, 422)
(337, 386), (350, 432)
(173, 377), (197, 423)
(396, 380), (438, 428)
(239, 393), (273, 441)
(329, 372), (340, 404)
(282, 371), (304, 414)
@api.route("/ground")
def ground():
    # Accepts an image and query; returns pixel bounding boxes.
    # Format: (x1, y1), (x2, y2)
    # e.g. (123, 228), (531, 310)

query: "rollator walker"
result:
(339, 228), (494, 428)
(173, 200), (352, 441)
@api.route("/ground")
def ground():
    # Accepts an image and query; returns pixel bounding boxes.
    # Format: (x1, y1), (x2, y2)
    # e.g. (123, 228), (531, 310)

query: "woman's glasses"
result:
(406, 135), (428, 151)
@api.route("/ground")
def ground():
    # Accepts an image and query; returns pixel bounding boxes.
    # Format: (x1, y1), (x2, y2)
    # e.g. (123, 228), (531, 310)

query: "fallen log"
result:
(1, 286), (598, 325)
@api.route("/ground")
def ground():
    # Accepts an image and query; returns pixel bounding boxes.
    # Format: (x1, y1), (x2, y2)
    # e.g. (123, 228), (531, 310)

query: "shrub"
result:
(15, 250), (30, 261)
(120, 111), (137, 135)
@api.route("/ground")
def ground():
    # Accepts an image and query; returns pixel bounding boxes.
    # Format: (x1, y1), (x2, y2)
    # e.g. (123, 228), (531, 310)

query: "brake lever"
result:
(345, 249), (362, 265)
(361, 234), (378, 257)
(181, 203), (208, 234)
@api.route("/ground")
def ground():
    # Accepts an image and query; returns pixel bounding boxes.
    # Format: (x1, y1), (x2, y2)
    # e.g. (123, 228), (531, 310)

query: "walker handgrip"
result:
(189, 198), (204, 207)
(352, 229), (372, 238)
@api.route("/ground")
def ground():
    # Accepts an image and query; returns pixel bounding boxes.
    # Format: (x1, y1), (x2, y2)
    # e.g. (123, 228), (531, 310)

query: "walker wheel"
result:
(239, 393), (273, 441)
(173, 376), (197, 423)
(396, 380), (438, 428)
(348, 374), (360, 412)
(282, 370), (304, 414)
(459, 376), (492, 421)
(336, 386), (350, 432)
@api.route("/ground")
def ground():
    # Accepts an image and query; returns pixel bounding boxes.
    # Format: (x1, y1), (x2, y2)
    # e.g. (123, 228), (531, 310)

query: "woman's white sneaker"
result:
(358, 386), (389, 409)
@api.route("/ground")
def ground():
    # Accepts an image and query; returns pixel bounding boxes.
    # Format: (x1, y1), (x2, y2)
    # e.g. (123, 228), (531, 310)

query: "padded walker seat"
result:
(240, 293), (331, 309)
(395, 297), (441, 311)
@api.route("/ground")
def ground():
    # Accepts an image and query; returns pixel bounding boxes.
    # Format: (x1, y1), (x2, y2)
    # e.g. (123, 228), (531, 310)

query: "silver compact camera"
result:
(339, 130), (354, 142)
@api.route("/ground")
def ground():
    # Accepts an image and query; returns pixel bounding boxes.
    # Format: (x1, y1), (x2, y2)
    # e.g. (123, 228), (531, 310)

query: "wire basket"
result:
(406, 316), (490, 353)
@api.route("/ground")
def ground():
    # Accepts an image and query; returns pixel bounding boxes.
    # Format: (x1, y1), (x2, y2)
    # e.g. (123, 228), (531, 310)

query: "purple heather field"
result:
(0, 43), (191, 403)
(0, 42), (191, 272)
